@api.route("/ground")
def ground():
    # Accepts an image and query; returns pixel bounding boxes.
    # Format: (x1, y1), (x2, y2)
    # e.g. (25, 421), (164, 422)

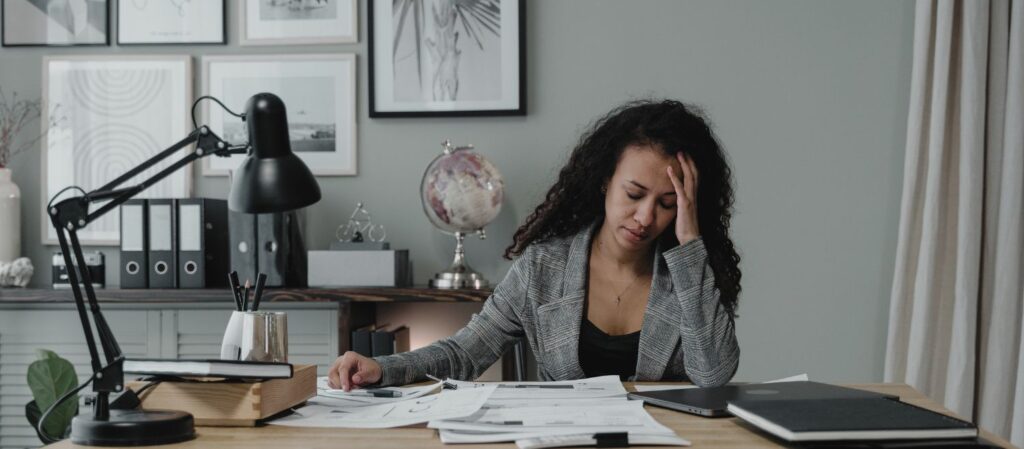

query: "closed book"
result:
(307, 250), (411, 287)
(123, 358), (293, 379)
(370, 325), (409, 357)
(726, 397), (978, 442)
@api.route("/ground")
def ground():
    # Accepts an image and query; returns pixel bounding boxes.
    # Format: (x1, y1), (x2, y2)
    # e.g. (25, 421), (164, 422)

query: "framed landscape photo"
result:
(201, 54), (357, 176)
(369, 0), (525, 117)
(41, 55), (193, 245)
(2, 0), (109, 47)
(240, 0), (357, 45)
(118, 0), (226, 45)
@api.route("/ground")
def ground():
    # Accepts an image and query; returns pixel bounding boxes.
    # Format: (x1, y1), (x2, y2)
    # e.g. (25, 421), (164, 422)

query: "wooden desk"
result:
(45, 383), (1017, 449)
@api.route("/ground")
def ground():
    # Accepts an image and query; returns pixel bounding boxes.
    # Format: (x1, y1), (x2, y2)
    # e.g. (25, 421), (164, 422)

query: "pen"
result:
(242, 279), (251, 312)
(228, 271), (242, 311)
(349, 389), (403, 398)
(251, 273), (267, 312)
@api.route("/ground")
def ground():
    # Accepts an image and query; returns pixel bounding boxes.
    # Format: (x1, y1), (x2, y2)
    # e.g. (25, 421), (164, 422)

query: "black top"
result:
(578, 318), (641, 380)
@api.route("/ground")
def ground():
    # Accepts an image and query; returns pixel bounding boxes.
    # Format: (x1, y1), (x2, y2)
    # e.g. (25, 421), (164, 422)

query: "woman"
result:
(328, 100), (741, 389)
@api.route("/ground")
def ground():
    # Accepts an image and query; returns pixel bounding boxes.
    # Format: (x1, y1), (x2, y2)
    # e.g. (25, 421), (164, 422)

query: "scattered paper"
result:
(315, 376), (442, 404)
(432, 400), (675, 444)
(516, 432), (690, 449)
(271, 384), (496, 428)
(444, 375), (627, 400)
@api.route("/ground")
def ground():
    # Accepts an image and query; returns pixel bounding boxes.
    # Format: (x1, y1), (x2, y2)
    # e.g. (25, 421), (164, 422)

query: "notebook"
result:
(726, 397), (978, 442)
(123, 358), (293, 379)
(627, 381), (896, 417)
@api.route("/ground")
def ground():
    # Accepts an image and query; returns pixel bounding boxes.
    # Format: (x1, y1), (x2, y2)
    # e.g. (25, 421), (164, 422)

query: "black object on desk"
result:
(44, 92), (320, 446)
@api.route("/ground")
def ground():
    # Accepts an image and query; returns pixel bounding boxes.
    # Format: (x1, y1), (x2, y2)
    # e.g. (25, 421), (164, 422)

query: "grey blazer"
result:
(374, 223), (740, 387)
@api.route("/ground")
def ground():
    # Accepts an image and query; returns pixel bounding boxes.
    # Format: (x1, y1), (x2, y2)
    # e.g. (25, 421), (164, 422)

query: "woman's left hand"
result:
(666, 153), (700, 244)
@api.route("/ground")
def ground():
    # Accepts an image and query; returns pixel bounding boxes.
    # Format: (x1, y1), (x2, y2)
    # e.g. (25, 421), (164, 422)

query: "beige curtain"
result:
(885, 0), (1023, 446)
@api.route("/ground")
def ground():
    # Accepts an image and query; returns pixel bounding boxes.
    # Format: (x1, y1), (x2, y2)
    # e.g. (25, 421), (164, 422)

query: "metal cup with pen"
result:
(220, 271), (288, 363)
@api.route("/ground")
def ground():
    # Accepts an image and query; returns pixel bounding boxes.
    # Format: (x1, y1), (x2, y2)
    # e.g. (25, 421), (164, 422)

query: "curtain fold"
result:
(885, 1), (1023, 446)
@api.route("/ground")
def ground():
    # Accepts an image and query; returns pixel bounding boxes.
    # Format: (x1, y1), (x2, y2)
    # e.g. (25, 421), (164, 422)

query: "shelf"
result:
(0, 287), (492, 304)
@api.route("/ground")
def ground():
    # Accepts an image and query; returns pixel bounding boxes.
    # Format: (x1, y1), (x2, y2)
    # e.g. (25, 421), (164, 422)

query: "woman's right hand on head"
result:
(327, 351), (382, 391)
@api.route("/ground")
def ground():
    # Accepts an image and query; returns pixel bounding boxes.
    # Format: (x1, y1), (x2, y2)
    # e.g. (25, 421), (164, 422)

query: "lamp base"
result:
(70, 409), (195, 446)
(429, 271), (490, 289)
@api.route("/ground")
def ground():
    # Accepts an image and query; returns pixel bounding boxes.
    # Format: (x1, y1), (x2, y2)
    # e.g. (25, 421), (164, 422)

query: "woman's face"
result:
(603, 144), (683, 251)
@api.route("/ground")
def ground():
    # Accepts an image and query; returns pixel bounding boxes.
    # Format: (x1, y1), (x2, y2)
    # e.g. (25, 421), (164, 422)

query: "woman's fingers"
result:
(327, 357), (342, 388)
(677, 153), (694, 201)
(666, 165), (685, 200)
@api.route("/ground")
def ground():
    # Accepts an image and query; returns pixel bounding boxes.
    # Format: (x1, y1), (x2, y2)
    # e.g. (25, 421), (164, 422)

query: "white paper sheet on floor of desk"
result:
(443, 375), (628, 400)
(269, 385), (496, 428)
(431, 400), (679, 444)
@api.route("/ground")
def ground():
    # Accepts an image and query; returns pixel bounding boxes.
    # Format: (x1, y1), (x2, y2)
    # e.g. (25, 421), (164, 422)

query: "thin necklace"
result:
(595, 239), (647, 306)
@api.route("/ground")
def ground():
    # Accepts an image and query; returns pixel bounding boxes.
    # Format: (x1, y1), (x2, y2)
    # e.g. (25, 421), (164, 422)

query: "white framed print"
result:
(2, 0), (109, 47)
(41, 55), (193, 245)
(201, 54), (357, 176)
(369, 0), (525, 117)
(240, 0), (357, 45)
(118, 0), (226, 45)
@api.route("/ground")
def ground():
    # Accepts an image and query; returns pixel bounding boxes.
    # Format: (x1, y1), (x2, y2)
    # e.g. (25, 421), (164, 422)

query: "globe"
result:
(421, 145), (504, 234)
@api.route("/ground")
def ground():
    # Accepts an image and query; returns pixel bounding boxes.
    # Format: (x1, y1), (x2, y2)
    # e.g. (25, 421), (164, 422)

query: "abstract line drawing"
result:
(43, 57), (191, 245)
(2, 0), (109, 46)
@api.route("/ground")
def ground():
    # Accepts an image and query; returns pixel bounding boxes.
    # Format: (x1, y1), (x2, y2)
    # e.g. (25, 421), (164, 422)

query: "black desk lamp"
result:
(43, 93), (320, 446)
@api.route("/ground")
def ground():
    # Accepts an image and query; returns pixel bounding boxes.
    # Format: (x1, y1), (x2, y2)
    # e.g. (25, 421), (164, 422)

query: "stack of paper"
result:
(427, 375), (689, 447)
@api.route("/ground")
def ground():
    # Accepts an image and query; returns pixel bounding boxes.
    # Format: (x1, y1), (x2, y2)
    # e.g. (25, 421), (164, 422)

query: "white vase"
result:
(0, 168), (21, 263)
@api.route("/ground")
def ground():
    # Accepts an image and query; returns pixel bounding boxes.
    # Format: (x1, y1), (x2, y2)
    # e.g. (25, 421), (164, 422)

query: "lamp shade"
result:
(229, 93), (322, 213)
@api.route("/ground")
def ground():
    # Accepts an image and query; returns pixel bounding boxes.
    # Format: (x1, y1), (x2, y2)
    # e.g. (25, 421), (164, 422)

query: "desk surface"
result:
(46, 383), (1016, 449)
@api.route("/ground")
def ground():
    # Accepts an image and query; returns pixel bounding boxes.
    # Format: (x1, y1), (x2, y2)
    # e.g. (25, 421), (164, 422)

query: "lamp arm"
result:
(46, 126), (248, 420)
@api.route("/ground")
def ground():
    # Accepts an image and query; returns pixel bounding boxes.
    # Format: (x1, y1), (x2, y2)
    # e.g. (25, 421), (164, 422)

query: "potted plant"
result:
(25, 349), (80, 444)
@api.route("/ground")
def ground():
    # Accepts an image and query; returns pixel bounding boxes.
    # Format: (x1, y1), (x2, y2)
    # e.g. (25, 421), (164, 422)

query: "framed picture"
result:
(41, 55), (193, 245)
(201, 54), (357, 176)
(2, 0), (109, 47)
(240, 0), (357, 45)
(118, 0), (226, 45)
(369, 0), (525, 117)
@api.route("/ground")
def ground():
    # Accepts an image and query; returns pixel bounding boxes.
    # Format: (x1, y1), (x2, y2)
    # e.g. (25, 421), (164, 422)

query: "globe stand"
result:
(430, 231), (490, 289)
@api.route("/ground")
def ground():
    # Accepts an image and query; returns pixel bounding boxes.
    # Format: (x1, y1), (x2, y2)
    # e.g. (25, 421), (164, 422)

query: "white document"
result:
(315, 376), (441, 405)
(633, 373), (811, 392)
(515, 432), (690, 449)
(445, 375), (627, 400)
(271, 385), (496, 428)
(431, 400), (675, 443)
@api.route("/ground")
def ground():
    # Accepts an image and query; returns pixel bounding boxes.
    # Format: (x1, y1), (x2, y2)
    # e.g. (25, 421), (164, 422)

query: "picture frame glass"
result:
(243, 0), (357, 44)
(43, 57), (192, 245)
(118, 0), (225, 44)
(371, 0), (522, 115)
(203, 55), (357, 176)
(3, 0), (109, 46)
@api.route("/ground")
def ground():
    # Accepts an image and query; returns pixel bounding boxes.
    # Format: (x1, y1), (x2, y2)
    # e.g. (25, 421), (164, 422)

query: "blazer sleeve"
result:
(663, 237), (739, 387)
(372, 246), (534, 386)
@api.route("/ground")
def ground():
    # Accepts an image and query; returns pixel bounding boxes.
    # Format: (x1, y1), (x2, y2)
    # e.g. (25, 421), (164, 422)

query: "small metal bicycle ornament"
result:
(336, 202), (387, 243)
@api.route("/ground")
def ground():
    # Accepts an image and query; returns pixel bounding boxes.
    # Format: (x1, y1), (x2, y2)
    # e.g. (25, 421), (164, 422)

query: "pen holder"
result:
(220, 311), (289, 362)
(220, 311), (245, 360)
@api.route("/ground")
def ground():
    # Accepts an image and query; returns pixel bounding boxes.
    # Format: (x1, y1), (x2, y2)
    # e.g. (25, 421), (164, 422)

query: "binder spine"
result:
(120, 199), (148, 289)
(177, 198), (229, 288)
(147, 199), (178, 288)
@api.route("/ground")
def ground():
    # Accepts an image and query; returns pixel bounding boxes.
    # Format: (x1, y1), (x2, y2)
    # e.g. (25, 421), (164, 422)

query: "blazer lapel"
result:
(634, 240), (682, 380)
(536, 223), (596, 380)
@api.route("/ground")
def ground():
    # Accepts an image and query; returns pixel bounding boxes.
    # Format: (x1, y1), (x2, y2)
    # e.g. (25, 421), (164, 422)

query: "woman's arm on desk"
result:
(328, 247), (534, 390)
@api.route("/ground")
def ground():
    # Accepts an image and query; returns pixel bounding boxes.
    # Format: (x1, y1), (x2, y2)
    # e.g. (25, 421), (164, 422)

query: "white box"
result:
(307, 250), (411, 287)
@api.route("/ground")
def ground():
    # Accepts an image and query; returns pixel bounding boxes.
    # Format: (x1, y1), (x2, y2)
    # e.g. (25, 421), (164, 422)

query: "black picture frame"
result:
(2, 0), (110, 47)
(117, 0), (226, 46)
(368, 0), (526, 118)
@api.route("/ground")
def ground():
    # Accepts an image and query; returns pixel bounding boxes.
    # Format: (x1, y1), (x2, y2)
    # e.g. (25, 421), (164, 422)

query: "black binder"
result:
(176, 198), (229, 289)
(351, 324), (375, 357)
(257, 211), (307, 287)
(119, 199), (148, 289)
(147, 199), (177, 288)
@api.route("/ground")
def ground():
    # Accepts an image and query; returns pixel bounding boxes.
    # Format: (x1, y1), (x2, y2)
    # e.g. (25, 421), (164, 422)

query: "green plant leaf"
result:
(27, 350), (79, 439)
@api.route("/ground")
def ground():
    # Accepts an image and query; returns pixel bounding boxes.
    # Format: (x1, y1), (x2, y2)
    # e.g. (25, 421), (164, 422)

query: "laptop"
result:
(627, 381), (898, 417)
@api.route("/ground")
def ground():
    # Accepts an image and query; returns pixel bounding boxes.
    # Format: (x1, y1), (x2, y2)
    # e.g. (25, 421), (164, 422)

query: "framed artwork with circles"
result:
(41, 55), (193, 245)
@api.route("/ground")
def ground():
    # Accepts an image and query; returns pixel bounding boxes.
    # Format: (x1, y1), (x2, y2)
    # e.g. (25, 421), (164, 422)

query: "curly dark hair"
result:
(504, 99), (742, 313)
